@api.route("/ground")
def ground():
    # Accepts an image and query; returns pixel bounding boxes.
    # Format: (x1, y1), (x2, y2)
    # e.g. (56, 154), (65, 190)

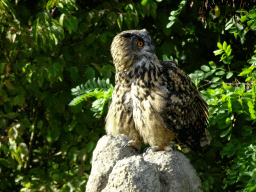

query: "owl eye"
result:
(137, 41), (144, 47)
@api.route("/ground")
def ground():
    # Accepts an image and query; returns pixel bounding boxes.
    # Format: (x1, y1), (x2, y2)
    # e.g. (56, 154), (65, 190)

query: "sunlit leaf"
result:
(141, 0), (149, 5)
(166, 21), (175, 28)
(201, 65), (210, 72)
(220, 127), (232, 138)
(213, 50), (223, 55)
(226, 72), (233, 79)
(59, 13), (65, 26)
(216, 71), (225, 75)
(223, 41), (227, 51)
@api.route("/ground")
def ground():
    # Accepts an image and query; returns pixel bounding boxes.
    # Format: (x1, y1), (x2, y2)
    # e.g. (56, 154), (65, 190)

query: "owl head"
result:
(111, 29), (156, 71)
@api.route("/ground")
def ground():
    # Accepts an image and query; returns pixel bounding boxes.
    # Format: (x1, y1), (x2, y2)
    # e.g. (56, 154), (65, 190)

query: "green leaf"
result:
(236, 23), (244, 31)
(46, 0), (55, 10)
(217, 42), (223, 49)
(117, 14), (123, 29)
(227, 55), (234, 63)
(5, 112), (17, 119)
(47, 126), (60, 142)
(92, 78), (97, 88)
(226, 117), (231, 124)
(124, 13), (132, 29)
(220, 127), (232, 138)
(209, 61), (217, 69)
(222, 82), (228, 89)
(141, 0), (148, 5)
(248, 20), (254, 27)
(105, 31), (114, 37)
(179, 0), (186, 7)
(240, 68), (252, 76)
(52, 173), (62, 183)
(87, 79), (93, 89)
(225, 45), (232, 56)
(162, 54), (169, 61)
(215, 71), (225, 75)
(207, 89), (216, 95)
(68, 120), (78, 131)
(37, 120), (43, 129)
(243, 125), (253, 131)
(248, 101), (256, 119)
(20, 119), (31, 127)
(59, 13), (65, 26)
(86, 67), (95, 80)
(170, 10), (179, 15)
(247, 58), (256, 64)
(97, 78), (102, 88)
(213, 50), (223, 55)
(8, 126), (18, 140)
(194, 70), (204, 76)
(101, 79), (107, 88)
(85, 33), (96, 45)
(225, 18), (234, 30)
(168, 16), (176, 20)
(150, 1), (157, 10)
(85, 164), (91, 171)
(211, 77), (220, 82)
(126, 4), (133, 11)
(245, 76), (252, 82)
(68, 16), (78, 31)
(100, 33), (107, 43)
(13, 95), (25, 107)
(201, 65), (210, 72)
(86, 141), (95, 153)
(226, 72), (233, 79)
(228, 97), (232, 113)
(223, 41), (227, 51)
(166, 21), (175, 28)
(131, 13), (139, 26)
(236, 9), (247, 13)
(225, 23), (234, 30)
(240, 15), (248, 22)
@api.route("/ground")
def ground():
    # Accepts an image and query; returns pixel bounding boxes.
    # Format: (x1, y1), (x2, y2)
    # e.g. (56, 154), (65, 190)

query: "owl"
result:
(105, 29), (211, 153)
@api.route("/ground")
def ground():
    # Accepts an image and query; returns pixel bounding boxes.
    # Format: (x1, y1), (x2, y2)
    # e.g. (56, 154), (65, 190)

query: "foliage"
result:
(0, 0), (256, 191)
(70, 77), (113, 118)
(190, 40), (256, 191)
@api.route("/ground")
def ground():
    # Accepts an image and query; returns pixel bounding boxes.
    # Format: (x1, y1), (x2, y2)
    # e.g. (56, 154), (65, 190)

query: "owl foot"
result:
(144, 144), (176, 153)
(115, 134), (141, 151)
(124, 140), (141, 151)
(163, 144), (176, 152)
(116, 134), (129, 142)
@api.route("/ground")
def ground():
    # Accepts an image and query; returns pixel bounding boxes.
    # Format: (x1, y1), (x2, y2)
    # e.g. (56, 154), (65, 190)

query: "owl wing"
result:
(158, 60), (209, 152)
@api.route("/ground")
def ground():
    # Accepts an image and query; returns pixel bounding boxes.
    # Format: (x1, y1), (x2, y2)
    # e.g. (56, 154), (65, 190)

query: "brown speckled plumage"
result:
(106, 29), (211, 152)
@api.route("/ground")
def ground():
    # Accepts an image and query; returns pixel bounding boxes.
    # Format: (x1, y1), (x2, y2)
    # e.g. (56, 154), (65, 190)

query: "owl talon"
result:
(115, 134), (141, 151)
(144, 144), (176, 153)
(144, 147), (151, 153)
(164, 144), (176, 152)
(124, 140), (141, 151)
(116, 134), (129, 142)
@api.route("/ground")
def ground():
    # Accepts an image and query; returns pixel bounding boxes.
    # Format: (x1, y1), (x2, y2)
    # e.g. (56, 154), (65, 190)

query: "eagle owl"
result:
(106, 29), (211, 152)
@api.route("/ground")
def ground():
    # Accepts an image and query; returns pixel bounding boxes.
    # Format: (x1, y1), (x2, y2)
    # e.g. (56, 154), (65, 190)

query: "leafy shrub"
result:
(1, 0), (256, 191)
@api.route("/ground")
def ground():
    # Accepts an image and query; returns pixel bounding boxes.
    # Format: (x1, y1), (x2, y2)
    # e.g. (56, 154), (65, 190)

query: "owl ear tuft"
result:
(120, 33), (134, 38)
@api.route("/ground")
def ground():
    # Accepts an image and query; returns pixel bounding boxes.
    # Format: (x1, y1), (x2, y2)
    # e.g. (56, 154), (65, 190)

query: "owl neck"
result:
(115, 56), (162, 85)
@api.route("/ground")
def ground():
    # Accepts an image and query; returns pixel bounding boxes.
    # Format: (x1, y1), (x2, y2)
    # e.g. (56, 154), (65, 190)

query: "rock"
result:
(86, 135), (203, 192)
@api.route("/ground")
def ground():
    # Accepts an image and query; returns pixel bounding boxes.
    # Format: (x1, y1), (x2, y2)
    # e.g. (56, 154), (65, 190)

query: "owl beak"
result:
(146, 44), (155, 53)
